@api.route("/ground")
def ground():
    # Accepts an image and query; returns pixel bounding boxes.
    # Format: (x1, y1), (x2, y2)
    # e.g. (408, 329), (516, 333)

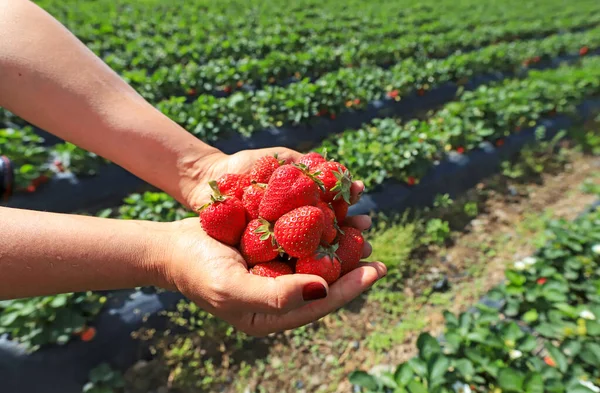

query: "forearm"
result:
(0, 0), (221, 205)
(0, 206), (169, 299)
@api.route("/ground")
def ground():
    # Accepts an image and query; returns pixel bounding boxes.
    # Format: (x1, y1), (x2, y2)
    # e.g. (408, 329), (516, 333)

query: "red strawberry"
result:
(336, 226), (364, 275)
(298, 152), (326, 170)
(259, 165), (323, 222)
(274, 206), (325, 258)
(316, 201), (338, 245)
(250, 261), (293, 278)
(295, 247), (341, 284)
(240, 219), (279, 266)
(331, 198), (349, 224)
(217, 174), (250, 200)
(242, 183), (266, 220)
(199, 181), (247, 246)
(249, 155), (283, 184)
(315, 161), (352, 203)
(580, 46), (589, 56)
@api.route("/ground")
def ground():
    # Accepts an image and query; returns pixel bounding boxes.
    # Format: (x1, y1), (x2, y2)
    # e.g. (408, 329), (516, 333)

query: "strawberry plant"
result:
(351, 208), (600, 393)
(97, 192), (195, 222)
(0, 292), (106, 351)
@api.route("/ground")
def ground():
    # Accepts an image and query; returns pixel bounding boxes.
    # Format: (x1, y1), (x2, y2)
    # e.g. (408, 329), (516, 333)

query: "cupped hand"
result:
(160, 215), (386, 336)
(164, 146), (386, 335)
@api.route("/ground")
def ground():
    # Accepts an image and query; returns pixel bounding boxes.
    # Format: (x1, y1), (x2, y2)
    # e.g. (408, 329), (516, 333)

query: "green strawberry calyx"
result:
(195, 180), (228, 212)
(330, 168), (352, 204)
(293, 163), (326, 192)
(317, 244), (339, 264)
(255, 218), (275, 242)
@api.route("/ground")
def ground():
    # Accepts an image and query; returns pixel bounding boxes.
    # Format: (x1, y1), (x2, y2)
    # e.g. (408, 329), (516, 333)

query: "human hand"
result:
(157, 215), (386, 336)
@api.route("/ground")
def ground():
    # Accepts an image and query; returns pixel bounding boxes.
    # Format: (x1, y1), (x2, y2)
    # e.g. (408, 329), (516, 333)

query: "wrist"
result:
(138, 220), (178, 290)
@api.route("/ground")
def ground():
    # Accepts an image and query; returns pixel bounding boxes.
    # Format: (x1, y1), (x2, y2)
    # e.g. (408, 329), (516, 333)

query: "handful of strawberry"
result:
(198, 152), (364, 285)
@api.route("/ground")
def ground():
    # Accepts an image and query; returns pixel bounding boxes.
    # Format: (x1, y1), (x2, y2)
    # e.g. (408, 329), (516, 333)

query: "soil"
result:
(124, 153), (600, 393)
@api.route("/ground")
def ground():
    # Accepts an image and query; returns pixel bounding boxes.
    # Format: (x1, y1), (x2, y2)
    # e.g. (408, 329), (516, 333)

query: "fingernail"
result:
(303, 282), (327, 301)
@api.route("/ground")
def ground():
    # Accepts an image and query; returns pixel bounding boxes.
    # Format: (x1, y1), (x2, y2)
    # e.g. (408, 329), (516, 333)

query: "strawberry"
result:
(250, 261), (293, 278)
(274, 206), (325, 258)
(295, 247), (341, 284)
(199, 181), (247, 246)
(315, 161), (352, 203)
(259, 165), (323, 222)
(297, 152), (327, 170)
(242, 183), (266, 220)
(336, 226), (364, 275)
(240, 219), (279, 266)
(217, 174), (251, 200)
(250, 155), (283, 184)
(331, 198), (349, 224)
(316, 201), (338, 245)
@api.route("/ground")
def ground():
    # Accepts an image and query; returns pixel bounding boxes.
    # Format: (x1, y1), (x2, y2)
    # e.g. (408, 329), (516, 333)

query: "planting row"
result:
(319, 57), (600, 188)
(0, 127), (105, 191)
(3, 31), (599, 194)
(39, 0), (600, 72)
(156, 29), (600, 142)
(125, 20), (600, 101)
(351, 207), (600, 393)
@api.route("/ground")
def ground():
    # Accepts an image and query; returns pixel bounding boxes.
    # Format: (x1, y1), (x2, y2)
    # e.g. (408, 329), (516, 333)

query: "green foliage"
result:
(353, 208), (600, 393)
(0, 293), (105, 351)
(98, 192), (195, 222)
(82, 363), (124, 393)
(423, 219), (451, 246)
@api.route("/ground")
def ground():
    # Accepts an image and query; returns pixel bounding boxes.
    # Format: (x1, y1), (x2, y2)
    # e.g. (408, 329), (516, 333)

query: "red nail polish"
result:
(303, 282), (327, 301)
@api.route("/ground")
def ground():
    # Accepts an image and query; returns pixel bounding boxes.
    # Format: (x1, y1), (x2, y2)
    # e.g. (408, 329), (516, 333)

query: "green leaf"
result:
(395, 363), (414, 387)
(427, 355), (449, 387)
(505, 270), (526, 286)
(453, 359), (474, 380)
(545, 344), (568, 373)
(524, 372), (544, 393)
(349, 371), (378, 391)
(579, 343), (600, 367)
(416, 333), (441, 360)
(497, 368), (526, 392)
(408, 358), (428, 377)
(523, 309), (539, 323)
(407, 380), (428, 393)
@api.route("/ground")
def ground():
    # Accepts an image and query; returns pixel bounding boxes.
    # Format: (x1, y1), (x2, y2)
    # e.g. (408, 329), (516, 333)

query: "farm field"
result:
(1, 0), (600, 392)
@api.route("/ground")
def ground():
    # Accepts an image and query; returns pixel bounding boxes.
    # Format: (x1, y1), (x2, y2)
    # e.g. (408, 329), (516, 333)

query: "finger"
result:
(256, 262), (383, 333)
(343, 215), (371, 230)
(233, 270), (330, 315)
(362, 241), (373, 258)
(349, 181), (364, 205)
(358, 261), (387, 278)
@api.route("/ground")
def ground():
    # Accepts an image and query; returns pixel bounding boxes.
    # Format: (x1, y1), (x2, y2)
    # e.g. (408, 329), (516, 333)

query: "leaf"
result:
(408, 358), (428, 377)
(524, 372), (544, 393)
(416, 333), (441, 360)
(505, 270), (527, 286)
(453, 359), (474, 380)
(545, 344), (568, 373)
(427, 355), (449, 387)
(395, 363), (414, 387)
(497, 368), (526, 392)
(522, 309), (539, 323)
(579, 343), (600, 367)
(407, 380), (428, 393)
(349, 371), (378, 391)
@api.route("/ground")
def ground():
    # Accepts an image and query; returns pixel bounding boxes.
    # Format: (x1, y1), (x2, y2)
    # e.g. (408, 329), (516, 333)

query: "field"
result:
(1, 0), (600, 392)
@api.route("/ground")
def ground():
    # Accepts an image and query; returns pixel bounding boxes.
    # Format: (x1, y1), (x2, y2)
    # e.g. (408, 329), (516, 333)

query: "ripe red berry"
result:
(249, 155), (283, 184)
(331, 198), (349, 224)
(217, 174), (251, 200)
(387, 90), (399, 99)
(199, 181), (247, 246)
(316, 201), (338, 245)
(240, 219), (279, 266)
(259, 165), (322, 222)
(250, 261), (293, 278)
(456, 146), (465, 154)
(336, 226), (364, 276)
(242, 183), (266, 220)
(274, 206), (325, 258)
(297, 152), (327, 170)
(315, 161), (352, 203)
(580, 46), (589, 56)
(296, 247), (341, 285)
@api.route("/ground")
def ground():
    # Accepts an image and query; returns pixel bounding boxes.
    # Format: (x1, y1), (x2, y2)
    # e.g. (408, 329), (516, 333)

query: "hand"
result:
(159, 215), (386, 336)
